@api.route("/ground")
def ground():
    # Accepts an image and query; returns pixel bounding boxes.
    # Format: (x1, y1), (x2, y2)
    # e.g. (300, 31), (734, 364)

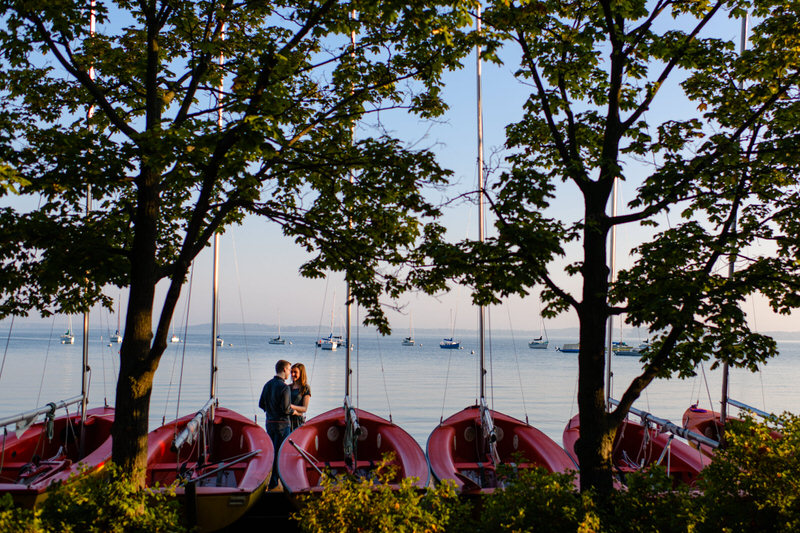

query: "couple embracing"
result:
(259, 359), (311, 490)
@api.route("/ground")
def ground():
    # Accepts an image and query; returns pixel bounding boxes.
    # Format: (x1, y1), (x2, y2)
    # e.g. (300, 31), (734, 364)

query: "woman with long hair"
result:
(289, 363), (311, 431)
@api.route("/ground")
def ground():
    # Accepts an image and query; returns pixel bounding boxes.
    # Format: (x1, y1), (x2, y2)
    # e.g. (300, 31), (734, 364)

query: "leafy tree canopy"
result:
(0, 0), (478, 331)
(417, 0), (800, 493)
(0, 0), (479, 479)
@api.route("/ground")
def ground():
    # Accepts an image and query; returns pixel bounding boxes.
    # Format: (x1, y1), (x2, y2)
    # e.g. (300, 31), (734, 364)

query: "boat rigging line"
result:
(505, 304), (530, 424)
(609, 398), (719, 450)
(308, 276), (331, 385)
(0, 316), (14, 390)
(35, 319), (59, 413)
(230, 235), (258, 418)
(373, 328), (393, 423)
(168, 261), (196, 428)
(438, 335), (457, 424)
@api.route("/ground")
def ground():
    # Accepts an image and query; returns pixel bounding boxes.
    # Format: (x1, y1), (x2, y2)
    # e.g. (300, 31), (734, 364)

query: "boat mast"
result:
(721, 14), (749, 425)
(476, 4), (486, 402)
(604, 178), (618, 407)
(340, 10), (362, 471)
(210, 25), (225, 411)
(475, 5), (500, 465)
(210, 232), (220, 402)
(345, 12), (356, 400)
(80, 0), (97, 455)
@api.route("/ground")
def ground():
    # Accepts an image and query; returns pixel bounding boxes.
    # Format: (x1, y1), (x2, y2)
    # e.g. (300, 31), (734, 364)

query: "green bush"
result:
(38, 462), (186, 533)
(695, 413), (800, 533)
(0, 493), (38, 532)
(478, 465), (597, 533)
(0, 463), (185, 532)
(603, 467), (694, 533)
(294, 453), (470, 532)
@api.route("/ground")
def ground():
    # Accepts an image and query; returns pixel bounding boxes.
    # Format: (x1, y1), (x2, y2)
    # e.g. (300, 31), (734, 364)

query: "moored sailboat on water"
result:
(401, 312), (416, 346)
(111, 297), (123, 343)
(529, 303), (549, 349)
(60, 316), (75, 345)
(269, 312), (288, 345)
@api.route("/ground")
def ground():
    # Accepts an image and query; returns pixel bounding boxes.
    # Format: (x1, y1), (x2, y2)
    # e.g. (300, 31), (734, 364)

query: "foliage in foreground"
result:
(695, 413), (800, 532)
(297, 416), (800, 532)
(603, 468), (693, 533)
(0, 494), (38, 533)
(478, 466), (597, 533)
(293, 454), (470, 533)
(4, 416), (800, 531)
(0, 463), (185, 533)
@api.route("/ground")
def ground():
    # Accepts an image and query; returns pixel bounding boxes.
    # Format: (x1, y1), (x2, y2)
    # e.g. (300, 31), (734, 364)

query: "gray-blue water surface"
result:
(1, 328), (799, 448)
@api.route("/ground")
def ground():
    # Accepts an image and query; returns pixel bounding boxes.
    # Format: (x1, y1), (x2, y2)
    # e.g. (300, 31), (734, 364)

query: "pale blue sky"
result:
(5, 10), (797, 337)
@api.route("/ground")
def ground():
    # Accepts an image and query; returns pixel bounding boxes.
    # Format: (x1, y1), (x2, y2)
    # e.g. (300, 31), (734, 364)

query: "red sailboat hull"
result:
(427, 405), (576, 493)
(682, 405), (780, 458)
(682, 406), (725, 457)
(0, 406), (115, 508)
(278, 406), (429, 495)
(146, 407), (273, 532)
(563, 413), (709, 486)
(683, 406), (725, 439)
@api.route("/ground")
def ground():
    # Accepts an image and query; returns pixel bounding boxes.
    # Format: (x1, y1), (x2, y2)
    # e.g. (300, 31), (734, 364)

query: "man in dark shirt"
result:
(259, 359), (292, 489)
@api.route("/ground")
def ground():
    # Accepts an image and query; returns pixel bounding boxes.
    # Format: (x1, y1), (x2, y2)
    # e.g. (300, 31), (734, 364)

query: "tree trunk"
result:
(112, 336), (157, 484)
(111, 158), (162, 487)
(111, 245), (160, 485)
(576, 182), (616, 496)
(110, 22), (168, 487)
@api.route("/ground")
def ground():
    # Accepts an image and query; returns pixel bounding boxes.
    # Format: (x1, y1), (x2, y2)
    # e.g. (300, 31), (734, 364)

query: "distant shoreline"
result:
(3, 320), (799, 341)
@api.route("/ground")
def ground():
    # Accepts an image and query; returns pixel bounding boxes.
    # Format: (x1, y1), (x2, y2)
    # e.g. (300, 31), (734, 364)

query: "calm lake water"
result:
(1, 326), (799, 448)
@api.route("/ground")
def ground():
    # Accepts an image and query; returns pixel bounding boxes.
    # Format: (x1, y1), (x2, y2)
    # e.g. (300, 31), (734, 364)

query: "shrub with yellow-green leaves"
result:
(477, 465), (598, 533)
(0, 493), (38, 532)
(294, 453), (470, 532)
(38, 463), (185, 533)
(695, 413), (800, 533)
(603, 466), (694, 533)
(0, 463), (185, 533)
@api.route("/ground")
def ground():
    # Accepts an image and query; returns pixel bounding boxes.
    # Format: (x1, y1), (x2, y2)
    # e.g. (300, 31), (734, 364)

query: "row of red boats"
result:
(0, 392), (728, 530)
(0, 401), (271, 531)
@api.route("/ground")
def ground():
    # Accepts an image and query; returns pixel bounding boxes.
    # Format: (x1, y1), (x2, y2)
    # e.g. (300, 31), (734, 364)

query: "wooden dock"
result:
(218, 490), (301, 532)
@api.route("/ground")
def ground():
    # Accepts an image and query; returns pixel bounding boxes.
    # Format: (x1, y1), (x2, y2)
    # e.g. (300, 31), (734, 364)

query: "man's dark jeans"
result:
(267, 422), (291, 489)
